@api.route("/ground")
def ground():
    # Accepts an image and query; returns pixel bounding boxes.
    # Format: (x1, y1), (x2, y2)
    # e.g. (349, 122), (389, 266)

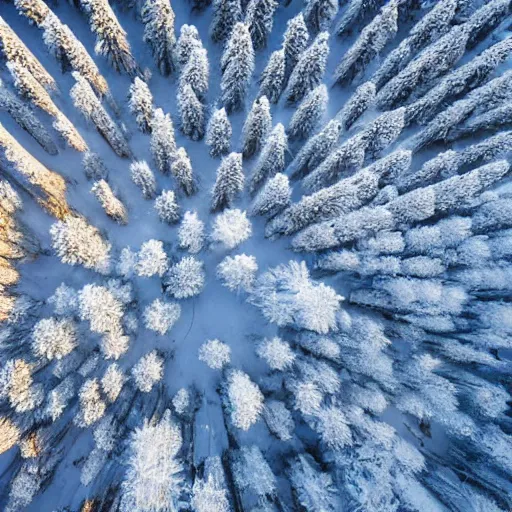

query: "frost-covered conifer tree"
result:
(211, 152), (244, 211)
(335, 0), (383, 37)
(282, 13), (309, 82)
(82, 151), (108, 181)
(192, 456), (231, 512)
(223, 370), (264, 430)
(128, 77), (154, 133)
(334, 1), (398, 85)
(70, 72), (131, 157)
(287, 84), (328, 140)
(263, 400), (294, 441)
(221, 23), (254, 113)
(337, 81), (376, 130)
(217, 254), (258, 292)
(198, 339), (231, 369)
(91, 180), (128, 225)
(180, 47), (209, 103)
(258, 49), (285, 103)
(210, 0), (242, 43)
(174, 24), (202, 68)
(80, 0), (138, 75)
(48, 283), (78, 316)
(32, 317), (77, 361)
(178, 211), (204, 253)
(143, 299), (181, 335)
(284, 31), (329, 104)
(150, 108), (177, 174)
(167, 147), (195, 195)
(206, 108), (232, 157)
(141, 0), (176, 75)
(256, 336), (295, 370)
(50, 216), (110, 273)
(250, 173), (291, 217)
(130, 161), (157, 199)
(178, 83), (205, 141)
(132, 351), (164, 392)
(245, 0), (278, 50)
(304, 0), (338, 33)
(78, 284), (124, 334)
(249, 123), (287, 194)
(211, 209), (252, 249)
(242, 96), (272, 158)
(101, 363), (125, 402)
(77, 378), (106, 427)
(165, 256), (205, 298)
(135, 239), (168, 277)
(155, 190), (180, 224)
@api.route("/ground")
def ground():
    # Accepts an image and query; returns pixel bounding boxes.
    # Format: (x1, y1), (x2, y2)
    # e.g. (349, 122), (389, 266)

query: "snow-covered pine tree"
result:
(70, 72), (131, 158)
(150, 108), (177, 174)
(210, 0), (242, 43)
(245, 0), (278, 50)
(191, 456), (231, 512)
(180, 47), (209, 103)
(169, 147), (196, 196)
(154, 190), (180, 224)
(198, 339), (231, 369)
(174, 25), (202, 70)
(304, 0), (339, 33)
(178, 83), (205, 141)
(282, 13), (309, 82)
(206, 108), (232, 157)
(211, 152), (244, 211)
(178, 211), (204, 253)
(464, 0), (511, 50)
(211, 209), (252, 249)
(128, 77), (154, 133)
(141, 0), (176, 76)
(217, 254), (258, 292)
(251, 171), (294, 218)
(143, 299), (181, 335)
(80, 0), (138, 76)
(242, 95), (272, 158)
(0, 79), (58, 155)
(82, 151), (108, 181)
(258, 49), (285, 103)
(284, 31), (329, 105)
(335, 0), (384, 37)
(91, 180), (128, 225)
(130, 161), (157, 199)
(221, 23), (255, 113)
(135, 239), (168, 277)
(165, 256), (205, 298)
(334, 0), (399, 85)
(249, 123), (287, 194)
(287, 84), (328, 141)
(336, 81), (376, 130)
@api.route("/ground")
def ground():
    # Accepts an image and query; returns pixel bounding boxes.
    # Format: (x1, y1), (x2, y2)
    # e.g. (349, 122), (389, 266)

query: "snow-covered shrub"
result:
(178, 211), (205, 253)
(198, 339), (231, 369)
(154, 190), (180, 224)
(256, 337), (295, 371)
(143, 299), (181, 335)
(32, 317), (77, 361)
(135, 239), (168, 277)
(211, 209), (252, 249)
(217, 254), (258, 292)
(132, 351), (164, 393)
(165, 256), (205, 299)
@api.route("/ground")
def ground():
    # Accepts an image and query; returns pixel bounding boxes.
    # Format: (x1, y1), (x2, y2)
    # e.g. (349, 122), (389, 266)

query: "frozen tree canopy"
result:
(1, 2), (512, 510)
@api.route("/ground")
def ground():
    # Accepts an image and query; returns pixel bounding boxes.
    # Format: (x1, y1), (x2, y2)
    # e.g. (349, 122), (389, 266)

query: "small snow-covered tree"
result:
(48, 283), (78, 316)
(165, 256), (205, 298)
(45, 378), (74, 420)
(211, 152), (244, 211)
(304, 0), (338, 33)
(245, 0), (278, 50)
(263, 400), (294, 441)
(77, 378), (106, 427)
(192, 456), (231, 512)
(223, 370), (264, 430)
(135, 239), (168, 277)
(32, 317), (77, 361)
(121, 411), (183, 509)
(50, 216), (110, 273)
(258, 49), (285, 103)
(0, 417), (20, 455)
(132, 351), (164, 392)
(180, 47), (209, 101)
(101, 363), (125, 402)
(155, 190), (180, 224)
(242, 96), (272, 158)
(141, 0), (176, 75)
(0, 359), (43, 413)
(70, 72), (131, 157)
(250, 173), (291, 218)
(82, 151), (108, 180)
(287, 84), (328, 140)
(81, 448), (107, 486)
(178, 83), (205, 141)
(150, 108), (177, 175)
(117, 247), (137, 278)
(283, 13), (309, 81)
(128, 77), (154, 133)
(101, 328), (129, 360)
(92, 180), (128, 225)
(250, 261), (342, 333)
(143, 298), (181, 335)
(130, 160), (157, 199)
(217, 253), (258, 292)
(210, 0), (242, 43)
(211, 209), (252, 249)
(221, 23), (255, 113)
(206, 108), (232, 157)
(78, 284), (124, 334)
(80, 0), (137, 75)
(173, 388), (190, 415)
(179, 211), (205, 254)
(198, 339), (231, 369)
(337, 81), (376, 130)
(175, 24), (202, 68)
(256, 336), (295, 371)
